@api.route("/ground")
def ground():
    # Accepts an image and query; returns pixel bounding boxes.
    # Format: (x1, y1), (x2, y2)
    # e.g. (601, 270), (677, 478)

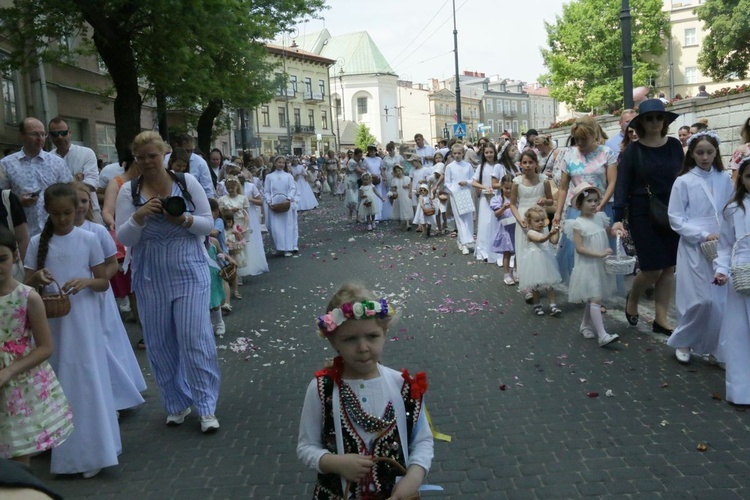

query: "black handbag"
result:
(634, 145), (672, 233)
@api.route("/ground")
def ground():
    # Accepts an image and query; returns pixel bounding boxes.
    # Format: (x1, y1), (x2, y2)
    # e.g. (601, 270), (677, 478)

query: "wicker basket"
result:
(270, 199), (291, 213)
(364, 200), (372, 207)
(604, 235), (636, 275)
(345, 456), (421, 500)
(700, 239), (719, 262)
(423, 207), (436, 217)
(218, 263), (237, 283)
(41, 279), (71, 319)
(730, 234), (750, 295)
(438, 193), (449, 202)
(388, 191), (398, 200)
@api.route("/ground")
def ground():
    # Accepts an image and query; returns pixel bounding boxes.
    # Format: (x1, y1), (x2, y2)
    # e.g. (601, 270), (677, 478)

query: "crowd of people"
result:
(4, 97), (750, 497)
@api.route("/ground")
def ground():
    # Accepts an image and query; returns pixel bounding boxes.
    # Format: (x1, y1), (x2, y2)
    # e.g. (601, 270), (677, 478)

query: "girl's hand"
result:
(601, 248), (613, 258)
(552, 214), (561, 227)
(336, 454), (374, 482)
(706, 233), (719, 242)
(62, 278), (91, 295)
(134, 197), (163, 225)
(502, 202), (511, 209)
(611, 222), (626, 236)
(714, 273), (727, 286)
(519, 220), (528, 228)
(536, 197), (546, 206)
(459, 181), (467, 187)
(550, 225), (560, 235)
(35, 268), (53, 287)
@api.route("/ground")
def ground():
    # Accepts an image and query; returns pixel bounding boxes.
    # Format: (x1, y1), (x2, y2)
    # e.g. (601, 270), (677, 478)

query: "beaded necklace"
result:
(339, 381), (395, 433)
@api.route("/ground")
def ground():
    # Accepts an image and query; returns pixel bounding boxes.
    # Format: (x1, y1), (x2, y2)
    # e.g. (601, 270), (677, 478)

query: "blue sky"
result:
(294, 0), (567, 85)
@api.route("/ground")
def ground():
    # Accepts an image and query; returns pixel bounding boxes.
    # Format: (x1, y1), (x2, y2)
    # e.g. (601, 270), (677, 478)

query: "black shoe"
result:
(137, 338), (146, 350)
(426, 226), (431, 238)
(652, 322), (673, 336)
(625, 292), (639, 326)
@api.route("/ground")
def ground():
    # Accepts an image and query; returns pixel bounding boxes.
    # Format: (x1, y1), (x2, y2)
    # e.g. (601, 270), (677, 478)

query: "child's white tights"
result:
(589, 303), (607, 338)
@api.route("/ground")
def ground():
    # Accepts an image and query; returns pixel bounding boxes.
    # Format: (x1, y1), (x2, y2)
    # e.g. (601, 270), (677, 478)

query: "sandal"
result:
(534, 305), (544, 316)
(233, 291), (242, 300)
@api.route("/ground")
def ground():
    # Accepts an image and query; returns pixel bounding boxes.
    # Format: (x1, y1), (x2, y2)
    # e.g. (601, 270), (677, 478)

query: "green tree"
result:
(0, 0), (325, 159)
(354, 123), (377, 151)
(696, 0), (750, 81)
(540, 0), (670, 112)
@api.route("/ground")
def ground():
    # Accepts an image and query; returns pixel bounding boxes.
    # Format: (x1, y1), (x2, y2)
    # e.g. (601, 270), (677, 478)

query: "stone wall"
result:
(539, 94), (750, 164)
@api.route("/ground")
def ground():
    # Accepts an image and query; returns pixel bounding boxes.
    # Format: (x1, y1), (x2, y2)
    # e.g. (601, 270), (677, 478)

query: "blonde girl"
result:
(518, 206), (562, 316)
(490, 174), (516, 285)
(389, 164), (414, 230)
(432, 152), (448, 233)
(219, 175), (249, 236)
(221, 208), (244, 300)
(413, 183), (437, 238)
(358, 173), (383, 231)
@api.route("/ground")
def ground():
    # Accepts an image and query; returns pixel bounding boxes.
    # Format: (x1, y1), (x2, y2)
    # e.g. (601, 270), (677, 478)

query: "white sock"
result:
(589, 303), (607, 338)
(581, 303), (592, 330)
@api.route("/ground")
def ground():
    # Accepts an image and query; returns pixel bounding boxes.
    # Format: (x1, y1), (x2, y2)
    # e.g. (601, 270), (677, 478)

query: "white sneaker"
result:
(598, 333), (620, 347)
(675, 348), (691, 363)
(118, 296), (131, 313)
(580, 326), (596, 339)
(367, 224), (373, 231)
(461, 245), (469, 255)
(82, 468), (102, 479)
(503, 274), (515, 286)
(200, 415), (220, 433)
(166, 407), (191, 426)
(284, 252), (293, 257)
(215, 320), (225, 337)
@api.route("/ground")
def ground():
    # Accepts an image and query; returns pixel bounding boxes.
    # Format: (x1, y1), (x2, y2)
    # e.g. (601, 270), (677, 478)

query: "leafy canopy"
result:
(540, 0), (669, 112)
(696, 0), (750, 81)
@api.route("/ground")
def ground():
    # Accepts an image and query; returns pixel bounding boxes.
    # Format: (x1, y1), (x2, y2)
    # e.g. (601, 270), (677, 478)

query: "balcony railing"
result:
(274, 88), (296, 100)
(303, 91), (325, 102)
(294, 125), (316, 134)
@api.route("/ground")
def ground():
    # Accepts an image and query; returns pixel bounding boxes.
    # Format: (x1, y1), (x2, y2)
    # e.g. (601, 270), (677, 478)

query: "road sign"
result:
(453, 122), (467, 138)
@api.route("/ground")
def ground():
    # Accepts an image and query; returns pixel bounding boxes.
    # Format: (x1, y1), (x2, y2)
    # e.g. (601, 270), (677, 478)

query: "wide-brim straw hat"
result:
(629, 99), (679, 129)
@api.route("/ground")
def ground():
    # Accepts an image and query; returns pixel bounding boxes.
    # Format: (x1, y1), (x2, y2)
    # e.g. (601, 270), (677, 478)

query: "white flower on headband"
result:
(686, 130), (720, 148)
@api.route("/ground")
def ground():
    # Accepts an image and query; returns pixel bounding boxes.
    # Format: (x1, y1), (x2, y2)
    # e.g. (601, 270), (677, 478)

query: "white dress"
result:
(715, 197), (750, 404)
(410, 166), (433, 207)
(292, 164), (318, 211)
(445, 160), (475, 247)
(565, 213), (615, 303)
(81, 220), (146, 410)
(358, 184), (379, 219)
(264, 169), (298, 252)
(413, 195), (437, 225)
(473, 162), (500, 263)
(518, 230), (562, 292)
(390, 175), (414, 222)
(218, 194), (249, 232)
(363, 155), (389, 220)
(434, 163), (449, 213)
(345, 159), (361, 212)
(25, 227), (121, 474)
(514, 175), (547, 277)
(667, 167), (733, 357)
(241, 182), (269, 276)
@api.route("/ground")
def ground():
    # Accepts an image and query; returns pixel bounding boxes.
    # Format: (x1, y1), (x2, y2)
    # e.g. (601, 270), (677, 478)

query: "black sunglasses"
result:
(644, 114), (665, 122)
(49, 130), (70, 138)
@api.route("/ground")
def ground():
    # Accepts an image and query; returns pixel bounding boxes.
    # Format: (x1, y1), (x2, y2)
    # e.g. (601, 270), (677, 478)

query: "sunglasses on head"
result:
(49, 130), (70, 138)
(644, 114), (665, 122)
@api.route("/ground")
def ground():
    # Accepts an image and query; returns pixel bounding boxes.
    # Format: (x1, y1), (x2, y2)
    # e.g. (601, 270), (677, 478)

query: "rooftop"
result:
(295, 29), (396, 76)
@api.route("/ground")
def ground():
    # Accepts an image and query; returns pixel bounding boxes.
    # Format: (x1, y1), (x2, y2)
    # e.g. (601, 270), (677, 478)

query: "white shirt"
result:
(98, 162), (125, 189)
(53, 144), (102, 222)
(416, 144), (435, 166)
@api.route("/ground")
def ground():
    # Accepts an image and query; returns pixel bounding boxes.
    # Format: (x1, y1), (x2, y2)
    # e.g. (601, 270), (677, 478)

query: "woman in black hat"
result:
(613, 99), (683, 335)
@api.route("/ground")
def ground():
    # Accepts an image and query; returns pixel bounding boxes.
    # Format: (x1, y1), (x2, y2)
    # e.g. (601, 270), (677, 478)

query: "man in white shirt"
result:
(0, 118), (72, 235)
(49, 117), (103, 223)
(414, 133), (435, 167)
(165, 134), (215, 199)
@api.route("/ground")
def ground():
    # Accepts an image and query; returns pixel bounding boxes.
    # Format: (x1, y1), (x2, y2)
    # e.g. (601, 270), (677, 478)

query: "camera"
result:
(159, 196), (187, 217)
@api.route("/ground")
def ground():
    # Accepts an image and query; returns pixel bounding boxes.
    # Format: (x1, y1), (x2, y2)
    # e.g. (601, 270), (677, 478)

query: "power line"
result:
(389, 0), (451, 68)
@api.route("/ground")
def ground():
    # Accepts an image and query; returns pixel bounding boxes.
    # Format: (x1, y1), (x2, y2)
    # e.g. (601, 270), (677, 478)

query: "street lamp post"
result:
(620, 0), (634, 109)
(452, 0), (462, 124)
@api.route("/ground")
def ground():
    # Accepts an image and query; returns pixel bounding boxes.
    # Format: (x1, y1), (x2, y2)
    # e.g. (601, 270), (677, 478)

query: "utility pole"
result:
(620, 0), (634, 109)
(452, 0), (462, 124)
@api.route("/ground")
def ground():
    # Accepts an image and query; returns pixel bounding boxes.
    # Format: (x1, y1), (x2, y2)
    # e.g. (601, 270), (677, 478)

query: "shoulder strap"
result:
(2, 190), (13, 229)
(131, 171), (192, 206)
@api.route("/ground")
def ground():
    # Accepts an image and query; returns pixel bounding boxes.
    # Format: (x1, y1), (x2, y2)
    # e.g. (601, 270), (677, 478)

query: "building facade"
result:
(396, 80), (431, 144)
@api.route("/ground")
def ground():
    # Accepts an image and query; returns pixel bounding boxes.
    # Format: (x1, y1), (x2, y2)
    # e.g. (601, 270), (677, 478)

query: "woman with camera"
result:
(264, 155), (299, 257)
(115, 131), (221, 434)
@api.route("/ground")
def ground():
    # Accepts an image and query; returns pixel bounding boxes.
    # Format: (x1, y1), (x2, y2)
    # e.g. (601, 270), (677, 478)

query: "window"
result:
(505, 120), (512, 131)
(95, 123), (117, 163)
(308, 109), (315, 127)
(486, 99), (493, 113)
(357, 97), (368, 115)
(511, 101), (517, 112)
(522, 120), (528, 131)
(684, 28), (697, 46)
(685, 67), (698, 84)
(304, 77), (312, 94)
(319, 79), (326, 95)
(504, 100), (510, 113)
(289, 75), (297, 92)
(488, 119), (494, 133)
(496, 99), (502, 110)
(335, 98), (342, 116)
(278, 107), (286, 127)
(261, 106), (270, 127)
(322, 110), (328, 129)
(512, 120), (519, 133)
(521, 101), (527, 114)
(2, 76), (17, 126)
(294, 108), (301, 126)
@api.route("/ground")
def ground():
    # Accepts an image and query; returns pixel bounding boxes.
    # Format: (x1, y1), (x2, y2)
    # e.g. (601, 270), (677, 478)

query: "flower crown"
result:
(317, 299), (393, 336)
(686, 130), (720, 148)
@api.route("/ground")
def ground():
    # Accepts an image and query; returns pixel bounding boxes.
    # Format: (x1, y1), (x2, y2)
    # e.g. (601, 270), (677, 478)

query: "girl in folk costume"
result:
(264, 156), (299, 257)
(241, 168), (269, 277)
(432, 152), (449, 234)
(668, 131), (732, 363)
(73, 182), (145, 411)
(472, 143), (500, 264)
(444, 144), (475, 255)
(490, 174), (516, 286)
(518, 206), (563, 317)
(298, 283), (433, 500)
(389, 164), (414, 231)
(0, 226), (73, 466)
(292, 158), (319, 211)
(358, 173), (384, 232)
(345, 149), (365, 222)
(509, 151), (554, 301)
(413, 183), (437, 238)
(565, 184), (619, 347)
(714, 157), (750, 404)
(25, 183), (120, 478)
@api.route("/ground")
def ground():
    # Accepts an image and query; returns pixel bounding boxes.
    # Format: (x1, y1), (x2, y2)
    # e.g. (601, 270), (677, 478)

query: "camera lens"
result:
(162, 196), (187, 216)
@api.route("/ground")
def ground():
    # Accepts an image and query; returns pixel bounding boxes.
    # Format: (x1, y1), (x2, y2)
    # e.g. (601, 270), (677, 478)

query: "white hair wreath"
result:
(686, 129), (720, 148)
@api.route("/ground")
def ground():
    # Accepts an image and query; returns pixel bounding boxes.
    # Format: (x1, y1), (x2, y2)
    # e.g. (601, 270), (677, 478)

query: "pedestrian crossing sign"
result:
(453, 123), (467, 138)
